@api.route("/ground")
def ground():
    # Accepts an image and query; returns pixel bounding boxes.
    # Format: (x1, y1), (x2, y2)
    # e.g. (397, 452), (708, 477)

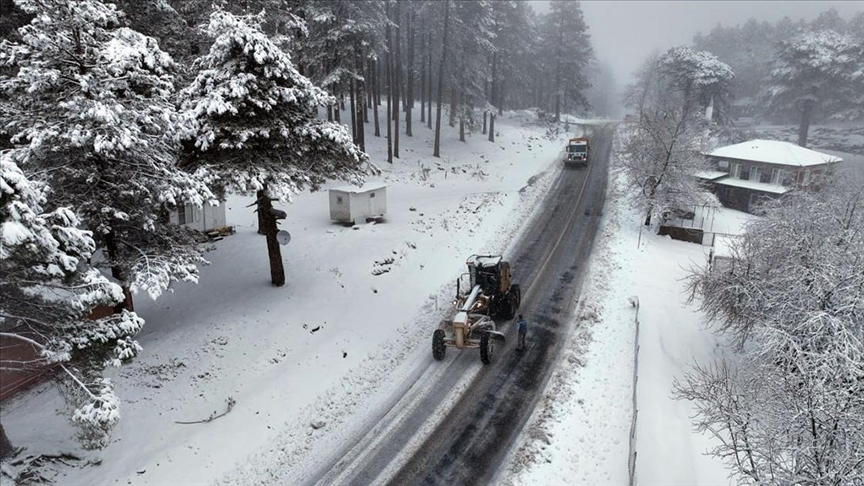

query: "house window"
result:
(730, 163), (741, 179)
(336, 196), (343, 204)
(771, 169), (783, 185)
(370, 192), (376, 198)
(718, 160), (728, 169)
(177, 203), (194, 225)
(749, 166), (761, 182)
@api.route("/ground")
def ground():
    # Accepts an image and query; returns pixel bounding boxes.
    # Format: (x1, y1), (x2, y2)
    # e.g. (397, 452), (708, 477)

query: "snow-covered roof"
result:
(705, 140), (842, 167)
(715, 177), (791, 195)
(694, 170), (728, 181)
(329, 182), (388, 193)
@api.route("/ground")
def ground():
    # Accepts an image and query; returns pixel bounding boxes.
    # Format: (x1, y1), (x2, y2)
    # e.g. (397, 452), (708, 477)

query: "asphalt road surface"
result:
(308, 123), (616, 486)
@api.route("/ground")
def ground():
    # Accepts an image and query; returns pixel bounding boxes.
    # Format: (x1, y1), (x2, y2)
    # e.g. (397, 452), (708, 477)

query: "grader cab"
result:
(432, 255), (521, 364)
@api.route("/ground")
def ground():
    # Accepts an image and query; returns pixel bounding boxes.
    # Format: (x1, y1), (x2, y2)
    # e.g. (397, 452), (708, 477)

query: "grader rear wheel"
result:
(511, 284), (522, 308)
(432, 329), (446, 361)
(480, 332), (494, 364)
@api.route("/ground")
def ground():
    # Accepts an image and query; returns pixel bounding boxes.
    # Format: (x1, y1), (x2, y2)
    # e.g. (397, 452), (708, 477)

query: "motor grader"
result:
(432, 255), (521, 364)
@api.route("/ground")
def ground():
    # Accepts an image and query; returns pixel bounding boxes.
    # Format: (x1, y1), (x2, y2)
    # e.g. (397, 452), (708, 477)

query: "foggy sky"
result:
(530, 1), (864, 85)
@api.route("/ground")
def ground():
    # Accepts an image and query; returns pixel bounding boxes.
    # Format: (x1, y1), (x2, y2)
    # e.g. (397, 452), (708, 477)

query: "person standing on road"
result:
(515, 314), (528, 351)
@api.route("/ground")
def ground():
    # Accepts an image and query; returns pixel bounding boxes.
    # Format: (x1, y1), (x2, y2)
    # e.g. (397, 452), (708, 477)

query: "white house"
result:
(700, 140), (842, 213)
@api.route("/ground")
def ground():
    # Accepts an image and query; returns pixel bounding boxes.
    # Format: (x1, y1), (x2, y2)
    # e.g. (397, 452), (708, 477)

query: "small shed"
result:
(169, 201), (227, 233)
(329, 183), (388, 225)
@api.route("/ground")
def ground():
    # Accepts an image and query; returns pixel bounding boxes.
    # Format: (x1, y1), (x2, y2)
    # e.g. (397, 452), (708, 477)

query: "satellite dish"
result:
(277, 230), (291, 245)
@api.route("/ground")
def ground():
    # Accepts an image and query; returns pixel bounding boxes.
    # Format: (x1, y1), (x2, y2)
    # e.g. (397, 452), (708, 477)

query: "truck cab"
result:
(564, 137), (589, 168)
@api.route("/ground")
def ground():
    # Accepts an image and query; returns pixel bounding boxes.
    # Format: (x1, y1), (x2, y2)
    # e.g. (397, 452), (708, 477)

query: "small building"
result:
(168, 201), (227, 233)
(329, 183), (388, 225)
(700, 140), (842, 213)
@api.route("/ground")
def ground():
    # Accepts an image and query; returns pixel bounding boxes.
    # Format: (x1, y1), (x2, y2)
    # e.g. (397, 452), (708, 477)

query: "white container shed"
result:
(169, 201), (227, 233)
(329, 183), (388, 225)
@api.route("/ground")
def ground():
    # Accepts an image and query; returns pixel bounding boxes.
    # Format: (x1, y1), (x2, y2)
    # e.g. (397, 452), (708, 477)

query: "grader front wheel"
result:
(480, 332), (494, 364)
(432, 329), (446, 361)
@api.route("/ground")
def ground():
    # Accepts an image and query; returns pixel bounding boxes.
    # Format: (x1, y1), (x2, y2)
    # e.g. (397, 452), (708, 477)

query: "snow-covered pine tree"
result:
(447, 0), (494, 142)
(1, 153), (145, 453)
(537, 1), (594, 122)
(658, 46), (734, 125)
(0, 0), (215, 309)
(179, 10), (371, 287)
(487, 0), (534, 116)
(299, 0), (386, 150)
(767, 29), (864, 147)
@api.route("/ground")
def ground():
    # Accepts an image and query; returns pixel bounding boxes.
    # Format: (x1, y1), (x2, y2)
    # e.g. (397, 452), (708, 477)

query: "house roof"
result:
(694, 170), (729, 181)
(329, 182), (388, 193)
(715, 177), (792, 195)
(705, 140), (842, 167)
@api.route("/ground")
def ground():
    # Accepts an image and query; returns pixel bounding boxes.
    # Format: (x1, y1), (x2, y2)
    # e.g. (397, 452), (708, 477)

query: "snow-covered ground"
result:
(3, 114), (757, 486)
(1, 110), (580, 485)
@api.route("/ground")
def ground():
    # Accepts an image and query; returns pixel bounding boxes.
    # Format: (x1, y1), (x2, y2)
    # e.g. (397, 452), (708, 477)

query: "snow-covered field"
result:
(4, 115), (754, 486)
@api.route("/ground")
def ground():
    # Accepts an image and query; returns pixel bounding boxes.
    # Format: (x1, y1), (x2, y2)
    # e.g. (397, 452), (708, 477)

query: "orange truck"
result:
(564, 137), (589, 168)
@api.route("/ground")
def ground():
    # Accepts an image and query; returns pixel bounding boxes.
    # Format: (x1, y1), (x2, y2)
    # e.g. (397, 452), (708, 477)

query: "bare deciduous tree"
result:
(679, 181), (864, 484)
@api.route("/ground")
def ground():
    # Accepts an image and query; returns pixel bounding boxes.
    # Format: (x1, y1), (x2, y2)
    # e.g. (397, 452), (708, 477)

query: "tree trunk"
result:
(366, 57), (372, 124)
(554, 82), (561, 123)
(256, 189), (267, 234)
(433, 0), (450, 158)
(406, 8), (414, 137)
(488, 113), (495, 142)
(386, 3), (393, 163)
(373, 59), (380, 137)
(376, 56), (382, 107)
(427, 30), (432, 129)
(393, 0), (401, 158)
(0, 421), (15, 461)
(449, 85), (457, 127)
(420, 25), (425, 124)
(104, 227), (134, 312)
(483, 111), (487, 134)
(490, 51), (497, 111)
(349, 76), (357, 144)
(498, 78), (504, 116)
(459, 89), (465, 142)
(257, 192), (285, 287)
(798, 91), (816, 147)
(355, 52), (366, 151)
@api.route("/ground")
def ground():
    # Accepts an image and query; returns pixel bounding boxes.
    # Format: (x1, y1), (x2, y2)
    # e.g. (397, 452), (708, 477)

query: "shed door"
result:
(367, 191), (377, 217)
